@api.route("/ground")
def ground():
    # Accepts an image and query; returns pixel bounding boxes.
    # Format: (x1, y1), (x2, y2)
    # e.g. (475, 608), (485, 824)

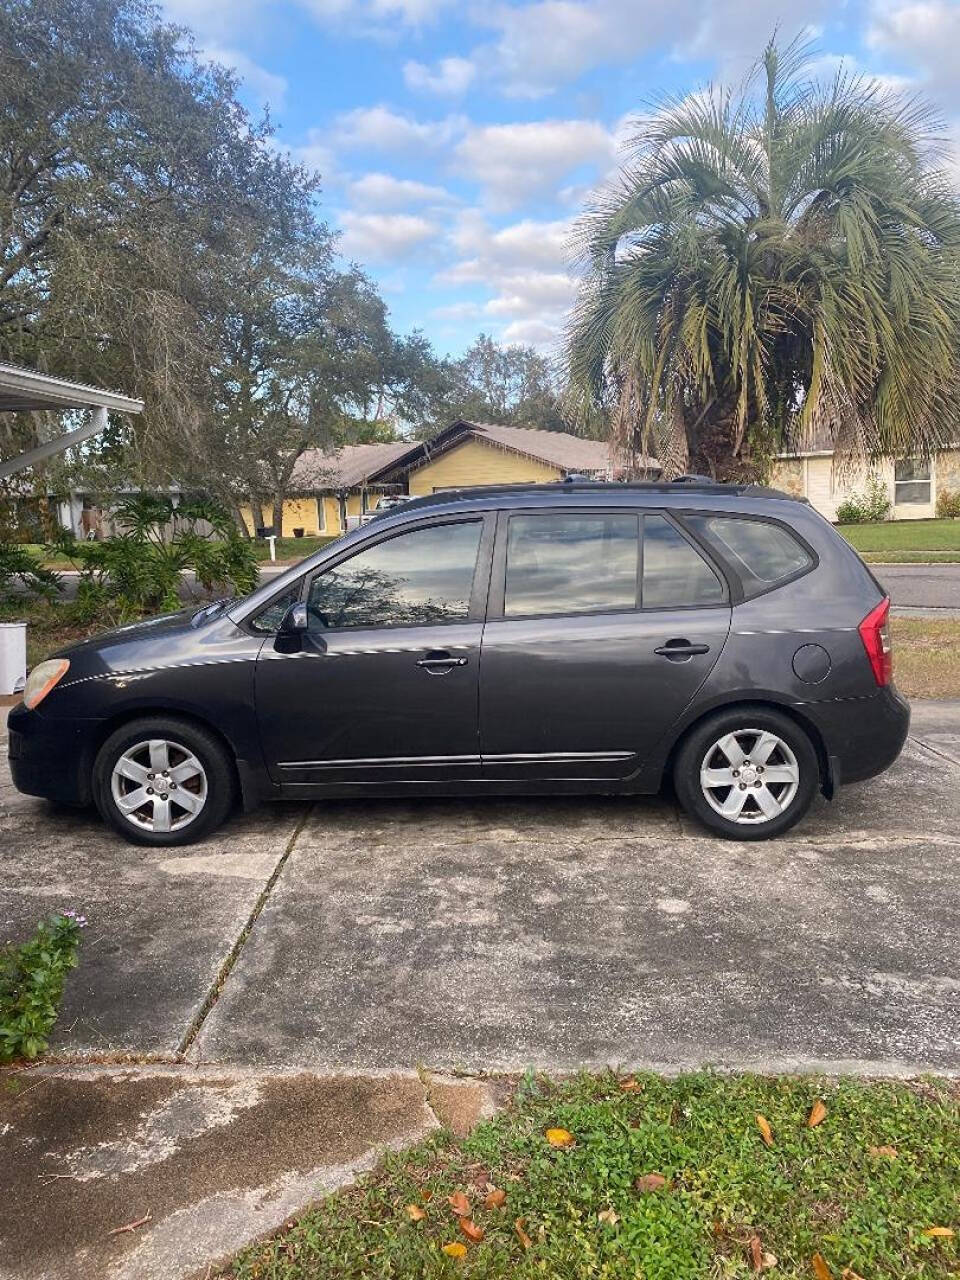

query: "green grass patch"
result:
(224, 1072), (959, 1280)
(250, 535), (339, 562)
(839, 519), (960, 554)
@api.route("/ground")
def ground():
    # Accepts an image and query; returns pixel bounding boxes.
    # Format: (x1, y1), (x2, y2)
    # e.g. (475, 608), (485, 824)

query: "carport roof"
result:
(0, 361), (143, 480)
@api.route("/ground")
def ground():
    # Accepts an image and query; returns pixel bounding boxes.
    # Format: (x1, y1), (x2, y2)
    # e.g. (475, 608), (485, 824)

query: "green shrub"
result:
(936, 488), (960, 518)
(836, 473), (891, 524)
(0, 912), (86, 1061)
(51, 494), (258, 621)
(0, 542), (61, 603)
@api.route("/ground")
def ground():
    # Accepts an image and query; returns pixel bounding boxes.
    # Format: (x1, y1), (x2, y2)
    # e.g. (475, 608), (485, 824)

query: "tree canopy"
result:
(567, 37), (960, 479)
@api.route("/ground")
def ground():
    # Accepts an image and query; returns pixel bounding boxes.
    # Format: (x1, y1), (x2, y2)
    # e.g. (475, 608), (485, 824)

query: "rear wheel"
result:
(673, 707), (819, 840)
(93, 717), (236, 847)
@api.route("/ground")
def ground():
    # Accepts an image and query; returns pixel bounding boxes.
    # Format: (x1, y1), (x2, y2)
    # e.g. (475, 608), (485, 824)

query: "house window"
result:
(894, 458), (932, 505)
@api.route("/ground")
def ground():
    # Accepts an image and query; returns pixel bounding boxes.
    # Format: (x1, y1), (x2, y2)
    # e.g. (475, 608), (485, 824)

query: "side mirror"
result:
(280, 602), (308, 634)
(275, 602), (308, 653)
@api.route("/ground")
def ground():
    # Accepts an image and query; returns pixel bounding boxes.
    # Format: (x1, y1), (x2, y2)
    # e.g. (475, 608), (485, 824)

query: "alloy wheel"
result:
(699, 728), (800, 825)
(110, 738), (208, 834)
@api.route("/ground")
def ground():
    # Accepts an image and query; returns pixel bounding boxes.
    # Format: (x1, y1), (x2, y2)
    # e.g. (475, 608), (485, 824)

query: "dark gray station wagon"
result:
(9, 481), (909, 846)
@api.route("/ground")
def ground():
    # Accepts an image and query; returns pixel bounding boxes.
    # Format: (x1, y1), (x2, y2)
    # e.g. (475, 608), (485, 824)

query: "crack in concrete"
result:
(175, 805), (314, 1060)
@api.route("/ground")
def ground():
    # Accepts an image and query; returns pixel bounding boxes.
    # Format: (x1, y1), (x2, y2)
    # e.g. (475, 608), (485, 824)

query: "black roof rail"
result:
(381, 479), (801, 514)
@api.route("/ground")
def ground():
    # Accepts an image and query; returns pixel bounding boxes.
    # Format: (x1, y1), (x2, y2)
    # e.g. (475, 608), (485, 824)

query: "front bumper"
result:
(7, 703), (98, 806)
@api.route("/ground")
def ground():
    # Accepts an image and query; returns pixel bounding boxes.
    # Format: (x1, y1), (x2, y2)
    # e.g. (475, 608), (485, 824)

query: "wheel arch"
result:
(84, 707), (262, 812)
(657, 697), (832, 798)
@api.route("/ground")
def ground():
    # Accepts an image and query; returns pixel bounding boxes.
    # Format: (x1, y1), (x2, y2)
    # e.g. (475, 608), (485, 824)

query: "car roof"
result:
(371, 479), (807, 521)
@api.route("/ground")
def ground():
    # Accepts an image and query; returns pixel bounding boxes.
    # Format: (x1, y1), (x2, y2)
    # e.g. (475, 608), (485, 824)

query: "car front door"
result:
(478, 509), (732, 782)
(255, 514), (493, 788)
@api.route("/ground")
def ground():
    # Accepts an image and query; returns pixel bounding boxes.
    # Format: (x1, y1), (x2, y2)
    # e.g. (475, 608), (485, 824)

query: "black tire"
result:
(93, 716), (237, 847)
(673, 706), (819, 841)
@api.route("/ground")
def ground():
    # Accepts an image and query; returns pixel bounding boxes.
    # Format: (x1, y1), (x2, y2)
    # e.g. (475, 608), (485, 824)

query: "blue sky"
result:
(164, 0), (960, 357)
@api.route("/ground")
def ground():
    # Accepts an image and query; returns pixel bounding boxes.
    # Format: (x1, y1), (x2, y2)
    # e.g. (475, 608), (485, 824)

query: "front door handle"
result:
(416, 651), (468, 672)
(654, 639), (710, 661)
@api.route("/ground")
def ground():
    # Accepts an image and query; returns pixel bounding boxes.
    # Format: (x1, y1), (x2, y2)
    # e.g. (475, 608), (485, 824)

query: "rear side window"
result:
(686, 514), (812, 599)
(642, 515), (724, 608)
(504, 513), (639, 617)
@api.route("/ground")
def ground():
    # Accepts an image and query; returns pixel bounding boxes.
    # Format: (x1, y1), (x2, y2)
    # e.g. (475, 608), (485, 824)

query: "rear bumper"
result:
(801, 685), (910, 787)
(6, 703), (96, 806)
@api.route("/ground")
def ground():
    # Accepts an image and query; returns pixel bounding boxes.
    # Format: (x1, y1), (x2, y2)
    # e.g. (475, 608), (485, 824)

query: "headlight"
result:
(23, 659), (70, 710)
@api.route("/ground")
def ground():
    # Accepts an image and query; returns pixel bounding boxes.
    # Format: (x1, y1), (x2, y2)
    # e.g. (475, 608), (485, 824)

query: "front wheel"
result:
(673, 708), (819, 840)
(93, 717), (236, 847)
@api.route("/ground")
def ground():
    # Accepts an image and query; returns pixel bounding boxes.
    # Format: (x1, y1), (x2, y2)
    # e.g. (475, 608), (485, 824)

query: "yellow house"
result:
(244, 420), (630, 538)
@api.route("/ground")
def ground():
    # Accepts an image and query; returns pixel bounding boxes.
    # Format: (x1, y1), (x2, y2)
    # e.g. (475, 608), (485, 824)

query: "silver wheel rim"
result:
(110, 738), (208, 834)
(699, 728), (800, 826)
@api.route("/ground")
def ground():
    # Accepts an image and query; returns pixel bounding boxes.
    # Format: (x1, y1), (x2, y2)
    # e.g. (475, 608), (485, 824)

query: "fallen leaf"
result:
(923, 1227), (955, 1238)
(447, 1191), (471, 1217)
(635, 1172), (668, 1193)
(441, 1241), (467, 1258)
(763, 1253), (778, 1270)
(459, 1217), (485, 1243)
(749, 1236), (763, 1271)
(405, 1204), (426, 1222)
(756, 1114), (774, 1147)
(515, 1217), (533, 1250)
(597, 1208), (619, 1226)
(620, 1078), (643, 1091)
(812, 1253), (834, 1280)
(106, 1212), (151, 1238)
(840, 1269), (865, 1280)
(545, 1127), (575, 1147)
(484, 1188), (506, 1210)
(868, 1145), (898, 1159)
(422, 1189), (434, 1202)
(808, 1100), (828, 1128)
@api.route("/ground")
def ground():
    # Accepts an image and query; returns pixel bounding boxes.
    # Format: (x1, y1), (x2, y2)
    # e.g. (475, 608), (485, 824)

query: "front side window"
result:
(307, 521), (482, 630)
(642, 515), (724, 608)
(504, 513), (639, 618)
(250, 587), (300, 634)
(894, 458), (931, 505)
(685, 514), (811, 599)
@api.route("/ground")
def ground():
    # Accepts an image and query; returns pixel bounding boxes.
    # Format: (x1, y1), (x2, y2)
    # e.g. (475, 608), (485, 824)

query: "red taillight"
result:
(858, 597), (893, 686)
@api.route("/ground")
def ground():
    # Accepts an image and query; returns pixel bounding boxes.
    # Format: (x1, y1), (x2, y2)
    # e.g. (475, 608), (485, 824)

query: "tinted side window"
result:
(250, 587), (299, 634)
(685, 514), (812, 598)
(504, 514), (638, 618)
(307, 521), (482, 630)
(642, 515), (724, 608)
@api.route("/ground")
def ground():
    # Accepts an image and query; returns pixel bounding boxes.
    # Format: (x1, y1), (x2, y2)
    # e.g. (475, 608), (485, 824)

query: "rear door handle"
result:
(654, 640), (710, 661)
(416, 652), (468, 671)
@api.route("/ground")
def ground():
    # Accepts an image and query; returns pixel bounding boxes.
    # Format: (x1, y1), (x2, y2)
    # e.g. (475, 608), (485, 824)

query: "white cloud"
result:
(339, 210), (440, 261)
(404, 56), (477, 96)
(868, 1), (960, 109)
(347, 172), (456, 208)
(333, 105), (465, 152)
(453, 119), (615, 208)
(201, 46), (287, 108)
(435, 211), (579, 348)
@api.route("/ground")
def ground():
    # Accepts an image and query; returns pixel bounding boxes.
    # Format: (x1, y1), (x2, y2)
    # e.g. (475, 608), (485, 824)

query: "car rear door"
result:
(478, 508), (732, 782)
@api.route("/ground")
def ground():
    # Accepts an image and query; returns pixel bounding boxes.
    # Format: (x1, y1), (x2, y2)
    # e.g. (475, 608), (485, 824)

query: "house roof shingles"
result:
(289, 420), (638, 492)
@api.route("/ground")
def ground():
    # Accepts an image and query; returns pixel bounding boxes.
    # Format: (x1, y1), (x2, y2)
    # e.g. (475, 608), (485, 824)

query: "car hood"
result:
(52, 608), (201, 660)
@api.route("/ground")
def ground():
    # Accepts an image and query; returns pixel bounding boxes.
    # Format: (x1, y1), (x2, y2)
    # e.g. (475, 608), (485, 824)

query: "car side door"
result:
(253, 514), (494, 788)
(478, 508), (732, 782)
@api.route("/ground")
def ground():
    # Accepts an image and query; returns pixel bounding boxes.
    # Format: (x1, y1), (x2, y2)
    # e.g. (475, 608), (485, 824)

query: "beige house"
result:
(243, 419), (640, 538)
(771, 431), (960, 522)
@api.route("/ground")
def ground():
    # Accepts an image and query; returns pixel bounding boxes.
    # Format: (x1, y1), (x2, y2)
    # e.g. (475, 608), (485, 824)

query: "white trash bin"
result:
(0, 621), (27, 696)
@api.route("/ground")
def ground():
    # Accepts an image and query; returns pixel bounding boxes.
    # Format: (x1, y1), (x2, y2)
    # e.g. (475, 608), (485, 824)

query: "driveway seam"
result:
(910, 736), (960, 769)
(175, 804), (314, 1059)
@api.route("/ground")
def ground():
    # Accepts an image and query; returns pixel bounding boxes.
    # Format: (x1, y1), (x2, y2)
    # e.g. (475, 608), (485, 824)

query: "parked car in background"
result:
(9, 481), (908, 846)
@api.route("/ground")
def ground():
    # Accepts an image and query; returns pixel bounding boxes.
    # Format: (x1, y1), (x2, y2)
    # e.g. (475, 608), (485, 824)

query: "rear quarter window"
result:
(685, 514), (813, 599)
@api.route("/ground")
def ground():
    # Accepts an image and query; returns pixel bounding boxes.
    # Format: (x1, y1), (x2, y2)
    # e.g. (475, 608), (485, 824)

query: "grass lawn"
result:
(839, 519), (960, 560)
(890, 618), (960, 699)
(224, 1071), (958, 1280)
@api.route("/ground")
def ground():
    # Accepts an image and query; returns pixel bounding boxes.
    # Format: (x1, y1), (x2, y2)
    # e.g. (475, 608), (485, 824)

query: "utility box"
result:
(0, 621), (27, 696)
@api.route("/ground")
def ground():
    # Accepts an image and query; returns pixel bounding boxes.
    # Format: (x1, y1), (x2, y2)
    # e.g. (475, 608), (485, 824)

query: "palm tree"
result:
(567, 37), (960, 480)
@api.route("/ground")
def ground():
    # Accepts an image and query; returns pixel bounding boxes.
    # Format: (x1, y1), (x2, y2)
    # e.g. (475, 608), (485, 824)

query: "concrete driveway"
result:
(2, 703), (959, 1075)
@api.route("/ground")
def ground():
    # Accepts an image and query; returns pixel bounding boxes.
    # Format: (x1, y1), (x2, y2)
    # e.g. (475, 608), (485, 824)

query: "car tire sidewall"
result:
(674, 708), (818, 841)
(93, 717), (235, 847)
